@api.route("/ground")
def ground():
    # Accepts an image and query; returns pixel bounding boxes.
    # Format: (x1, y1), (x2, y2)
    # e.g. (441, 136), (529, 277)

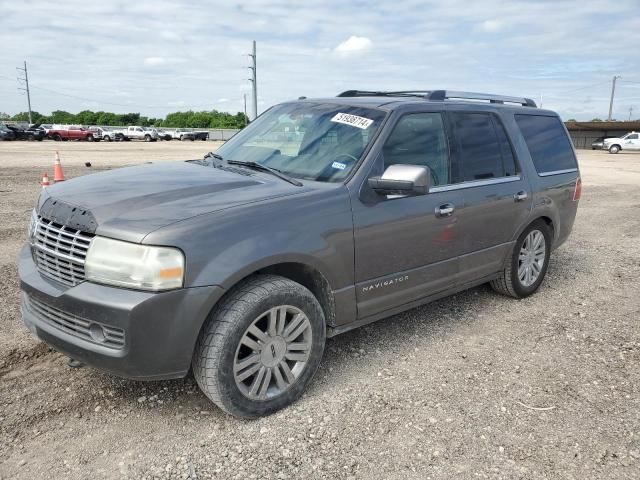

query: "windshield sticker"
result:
(331, 161), (347, 170)
(330, 113), (374, 129)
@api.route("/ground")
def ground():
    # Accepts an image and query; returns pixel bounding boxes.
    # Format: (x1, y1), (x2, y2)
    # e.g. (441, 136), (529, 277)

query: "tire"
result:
(144, 134), (151, 142)
(609, 145), (620, 154)
(53, 134), (62, 142)
(179, 135), (184, 141)
(103, 135), (111, 142)
(86, 134), (94, 142)
(490, 220), (552, 298)
(192, 274), (326, 418)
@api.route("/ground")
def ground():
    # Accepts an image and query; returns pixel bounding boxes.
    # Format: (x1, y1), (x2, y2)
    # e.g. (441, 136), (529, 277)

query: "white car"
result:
(603, 131), (640, 154)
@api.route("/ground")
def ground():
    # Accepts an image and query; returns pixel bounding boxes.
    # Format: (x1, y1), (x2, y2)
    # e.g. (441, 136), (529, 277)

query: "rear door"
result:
(446, 110), (532, 282)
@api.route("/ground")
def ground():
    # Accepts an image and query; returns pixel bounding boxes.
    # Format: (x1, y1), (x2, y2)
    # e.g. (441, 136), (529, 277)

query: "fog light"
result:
(89, 323), (106, 343)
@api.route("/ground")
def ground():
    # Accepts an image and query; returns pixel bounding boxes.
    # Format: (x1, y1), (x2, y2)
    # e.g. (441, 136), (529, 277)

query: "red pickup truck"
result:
(47, 127), (96, 141)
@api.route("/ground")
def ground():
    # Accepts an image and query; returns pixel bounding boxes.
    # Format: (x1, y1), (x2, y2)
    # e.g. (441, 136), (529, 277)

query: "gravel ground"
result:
(0, 143), (639, 479)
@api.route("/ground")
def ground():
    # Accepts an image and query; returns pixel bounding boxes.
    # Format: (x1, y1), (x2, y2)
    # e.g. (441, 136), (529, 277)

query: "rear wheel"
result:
(490, 220), (551, 298)
(144, 134), (151, 142)
(192, 275), (326, 418)
(609, 145), (620, 154)
(86, 134), (94, 142)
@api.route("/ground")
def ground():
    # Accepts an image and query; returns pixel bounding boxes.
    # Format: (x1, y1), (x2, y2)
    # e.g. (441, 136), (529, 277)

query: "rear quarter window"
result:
(515, 114), (577, 174)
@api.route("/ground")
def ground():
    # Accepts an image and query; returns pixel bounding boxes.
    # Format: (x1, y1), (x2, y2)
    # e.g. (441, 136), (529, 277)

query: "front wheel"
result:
(609, 145), (620, 154)
(490, 220), (551, 298)
(193, 275), (326, 418)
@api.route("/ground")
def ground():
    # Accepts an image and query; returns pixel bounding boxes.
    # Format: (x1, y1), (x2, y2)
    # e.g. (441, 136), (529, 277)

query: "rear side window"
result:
(515, 115), (577, 174)
(449, 112), (517, 181)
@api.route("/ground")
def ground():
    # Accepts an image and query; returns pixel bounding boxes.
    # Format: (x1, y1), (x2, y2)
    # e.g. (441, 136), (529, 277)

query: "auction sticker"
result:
(331, 112), (374, 129)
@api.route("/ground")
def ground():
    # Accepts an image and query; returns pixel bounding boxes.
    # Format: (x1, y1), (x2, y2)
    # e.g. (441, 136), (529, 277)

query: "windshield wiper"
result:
(204, 151), (225, 167)
(227, 160), (303, 186)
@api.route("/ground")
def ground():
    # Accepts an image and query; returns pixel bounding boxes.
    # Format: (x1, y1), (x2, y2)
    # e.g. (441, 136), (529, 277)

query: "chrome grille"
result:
(32, 216), (94, 286)
(25, 295), (125, 349)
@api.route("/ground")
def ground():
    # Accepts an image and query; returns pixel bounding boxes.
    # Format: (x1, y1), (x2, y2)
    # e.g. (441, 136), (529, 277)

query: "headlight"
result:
(27, 209), (37, 241)
(85, 237), (184, 291)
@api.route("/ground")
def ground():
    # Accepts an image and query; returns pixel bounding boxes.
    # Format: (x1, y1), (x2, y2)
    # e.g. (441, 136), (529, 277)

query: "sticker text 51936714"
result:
(330, 113), (374, 129)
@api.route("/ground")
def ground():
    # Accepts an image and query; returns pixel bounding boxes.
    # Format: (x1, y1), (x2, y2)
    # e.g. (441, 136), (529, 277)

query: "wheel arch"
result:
(513, 214), (556, 248)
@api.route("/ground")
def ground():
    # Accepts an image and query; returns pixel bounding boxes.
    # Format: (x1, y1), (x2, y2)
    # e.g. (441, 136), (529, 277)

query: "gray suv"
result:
(19, 90), (581, 417)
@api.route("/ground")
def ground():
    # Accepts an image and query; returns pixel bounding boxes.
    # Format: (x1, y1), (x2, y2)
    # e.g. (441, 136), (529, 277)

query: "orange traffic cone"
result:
(41, 173), (50, 188)
(53, 151), (65, 182)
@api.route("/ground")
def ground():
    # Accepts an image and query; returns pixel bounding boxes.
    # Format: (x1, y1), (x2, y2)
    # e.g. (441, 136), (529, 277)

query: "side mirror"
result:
(368, 164), (431, 196)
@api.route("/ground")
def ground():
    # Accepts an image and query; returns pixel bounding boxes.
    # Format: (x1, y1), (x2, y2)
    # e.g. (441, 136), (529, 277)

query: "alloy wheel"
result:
(234, 305), (312, 401)
(518, 229), (546, 287)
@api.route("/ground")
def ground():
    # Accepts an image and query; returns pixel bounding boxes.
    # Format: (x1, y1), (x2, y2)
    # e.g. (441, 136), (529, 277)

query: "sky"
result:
(1, 0), (639, 121)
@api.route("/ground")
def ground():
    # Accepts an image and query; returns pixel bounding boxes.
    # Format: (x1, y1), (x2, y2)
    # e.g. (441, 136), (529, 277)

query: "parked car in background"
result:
(87, 127), (106, 141)
(5, 124), (44, 141)
(603, 132), (640, 154)
(27, 125), (46, 141)
(109, 126), (158, 142)
(100, 128), (123, 142)
(0, 124), (16, 141)
(19, 89), (581, 418)
(47, 126), (96, 142)
(173, 128), (209, 141)
(591, 136), (616, 150)
(156, 129), (174, 141)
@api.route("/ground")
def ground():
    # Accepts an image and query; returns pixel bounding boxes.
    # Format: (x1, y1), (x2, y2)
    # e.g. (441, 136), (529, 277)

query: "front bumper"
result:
(18, 244), (224, 380)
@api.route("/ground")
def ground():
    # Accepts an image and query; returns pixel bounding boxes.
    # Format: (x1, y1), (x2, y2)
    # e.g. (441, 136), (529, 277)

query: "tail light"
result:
(573, 177), (582, 201)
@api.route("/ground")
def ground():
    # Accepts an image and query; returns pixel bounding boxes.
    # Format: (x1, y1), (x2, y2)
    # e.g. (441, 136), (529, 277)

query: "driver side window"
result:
(383, 113), (450, 186)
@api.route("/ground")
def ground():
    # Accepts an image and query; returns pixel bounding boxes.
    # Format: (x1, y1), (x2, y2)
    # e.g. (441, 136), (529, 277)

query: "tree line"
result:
(1, 110), (248, 129)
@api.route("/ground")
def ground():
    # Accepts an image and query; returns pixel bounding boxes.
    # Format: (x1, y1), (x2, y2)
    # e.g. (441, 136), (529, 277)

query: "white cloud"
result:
(334, 36), (372, 55)
(143, 57), (166, 67)
(480, 19), (503, 32)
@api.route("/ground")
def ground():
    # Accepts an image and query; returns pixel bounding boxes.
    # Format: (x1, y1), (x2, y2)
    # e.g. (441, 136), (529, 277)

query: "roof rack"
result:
(337, 90), (432, 98)
(336, 89), (537, 107)
(427, 90), (537, 107)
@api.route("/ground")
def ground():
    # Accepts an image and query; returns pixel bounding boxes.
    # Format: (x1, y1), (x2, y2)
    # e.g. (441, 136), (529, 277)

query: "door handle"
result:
(514, 191), (528, 202)
(436, 203), (455, 217)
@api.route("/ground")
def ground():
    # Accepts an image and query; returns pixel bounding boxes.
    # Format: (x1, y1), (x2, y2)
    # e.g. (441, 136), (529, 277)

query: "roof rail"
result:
(427, 90), (537, 107)
(337, 90), (432, 98)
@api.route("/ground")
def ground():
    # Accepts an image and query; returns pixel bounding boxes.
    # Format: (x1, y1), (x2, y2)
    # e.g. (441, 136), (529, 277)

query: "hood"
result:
(39, 161), (307, 243)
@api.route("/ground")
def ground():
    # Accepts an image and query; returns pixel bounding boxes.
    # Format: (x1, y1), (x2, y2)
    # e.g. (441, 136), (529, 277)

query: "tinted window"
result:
(627, 133), (638, 140)
(515, 115), (577, 173)
(382, 113), (449, 185)
(450, 112), (516, 181)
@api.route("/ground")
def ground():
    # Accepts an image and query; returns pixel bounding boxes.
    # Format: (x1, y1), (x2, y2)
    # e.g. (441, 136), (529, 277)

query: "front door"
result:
(624, 133), (640, 150)
(350, 111), (466, 319)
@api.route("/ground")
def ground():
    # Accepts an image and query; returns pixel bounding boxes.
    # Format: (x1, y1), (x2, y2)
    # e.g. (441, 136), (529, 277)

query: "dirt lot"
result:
(1, 142), (639, 479)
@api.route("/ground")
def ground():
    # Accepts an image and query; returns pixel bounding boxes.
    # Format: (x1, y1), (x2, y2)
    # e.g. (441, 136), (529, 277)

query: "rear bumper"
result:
(19, 244), (224, 380)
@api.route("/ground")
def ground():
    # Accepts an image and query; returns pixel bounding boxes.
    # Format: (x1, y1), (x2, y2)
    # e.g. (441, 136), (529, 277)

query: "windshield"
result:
(216, 102), (387, 182)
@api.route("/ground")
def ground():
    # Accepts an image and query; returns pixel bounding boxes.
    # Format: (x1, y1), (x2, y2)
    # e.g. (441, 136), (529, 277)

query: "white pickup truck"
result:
(103, 126), (159, 142)
(603, 131), (640, 154)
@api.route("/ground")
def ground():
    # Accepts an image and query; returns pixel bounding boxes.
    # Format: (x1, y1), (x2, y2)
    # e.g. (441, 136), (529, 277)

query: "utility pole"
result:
(243, 94), (248, 126)
(16, 61), (33, 124)
(629, 106), (634, 121)
(248, 40), (258, 120)
(608, 75), (621, 121)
